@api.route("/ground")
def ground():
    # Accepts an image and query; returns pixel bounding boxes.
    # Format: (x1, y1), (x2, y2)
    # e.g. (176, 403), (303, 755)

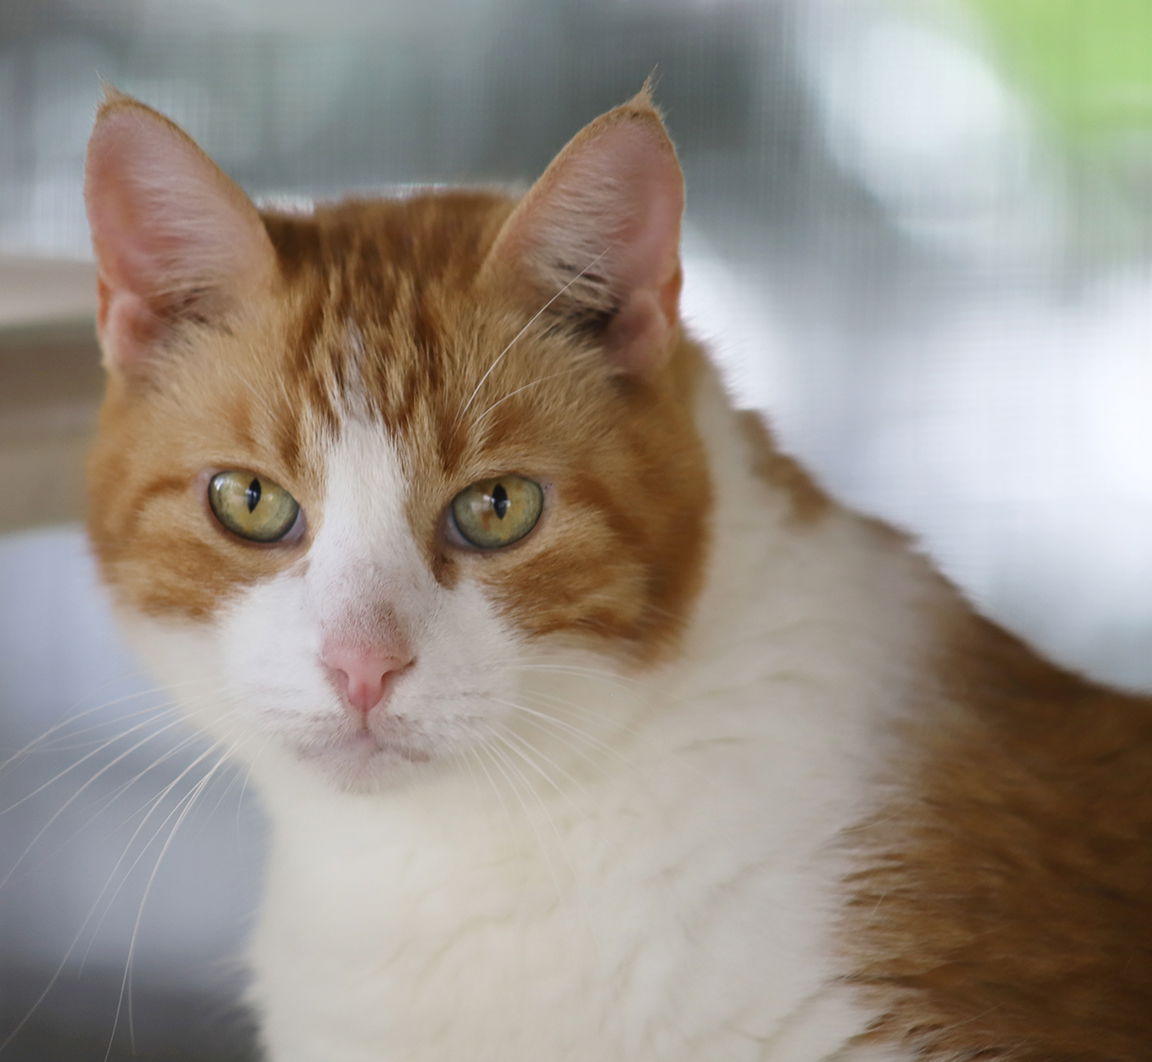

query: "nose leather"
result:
(322, 641), (414, 716)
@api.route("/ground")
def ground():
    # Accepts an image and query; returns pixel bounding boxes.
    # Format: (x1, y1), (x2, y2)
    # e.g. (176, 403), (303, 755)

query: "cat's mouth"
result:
(277, 706), (496, 790)
(295, 716), (435, 773)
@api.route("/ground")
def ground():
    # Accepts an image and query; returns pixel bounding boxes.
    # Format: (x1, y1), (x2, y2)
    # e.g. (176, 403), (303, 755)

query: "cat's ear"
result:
(483, 86), (684, 376)
(84, 88), (277, 373)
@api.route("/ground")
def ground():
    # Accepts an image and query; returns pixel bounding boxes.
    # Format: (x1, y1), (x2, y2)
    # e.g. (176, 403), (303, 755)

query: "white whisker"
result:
(492, 725), (590, 828)
(471, 365), (588, 444)
(468, 739), (515, 824)
(33, 722), (204, 875)
(0, 677), (218, 775)
(112, 739), (243, 1058)
(513, 662), (638, 688)
(0, 722), (238, 1057)
(481, 732), (566, 896)
(33, 701), (185, 753)
(453, 249), (609, 429)
(495, 698), (620, 771)
(0, 714), (194, 889)
(80, 733), (236, 968)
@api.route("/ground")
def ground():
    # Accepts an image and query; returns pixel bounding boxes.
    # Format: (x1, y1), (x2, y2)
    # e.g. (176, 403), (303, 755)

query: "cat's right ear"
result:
(84, 89), (277, 373)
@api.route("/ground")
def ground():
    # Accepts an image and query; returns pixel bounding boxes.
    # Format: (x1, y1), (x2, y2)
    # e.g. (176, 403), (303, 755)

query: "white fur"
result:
(124, 363), (931, 1061)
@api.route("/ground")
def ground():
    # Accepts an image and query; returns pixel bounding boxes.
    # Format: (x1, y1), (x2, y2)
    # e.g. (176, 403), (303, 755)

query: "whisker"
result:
(199, 753), (247, 830)
(2, 685), (244, 892)
(481, 733), (566, 896)
(502, 690), (706, 784)
(518, 687), (642, 734)
(488, 725), (603, 960)
(471, 365), (588, 439)
(467, 740), (515, 824)
(33, 701), (187, 753)
(113, 739), (243, 1057)
(32, 721), (203, 876)
(512, 662), (639, 688)
(0, 677), (219, 775)
(0, 714), (194, 889)
(99, 727), (216, 831)
(0, 730), (234, 1057)
(495, 698), (622, 772)
(232, 740), (266, 843)
(79, 732), (238, 968)
(493, 725), (590, 819)
(453, 249), (609, 429)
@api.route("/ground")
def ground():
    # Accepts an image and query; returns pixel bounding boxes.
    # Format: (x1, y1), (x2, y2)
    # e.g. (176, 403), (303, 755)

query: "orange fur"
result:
(843, 604), (1152, 1060)
(736, 409), (831, 525)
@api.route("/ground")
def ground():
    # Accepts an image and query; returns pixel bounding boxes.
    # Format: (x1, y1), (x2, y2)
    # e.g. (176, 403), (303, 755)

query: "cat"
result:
(80, 84), (1152, 1061)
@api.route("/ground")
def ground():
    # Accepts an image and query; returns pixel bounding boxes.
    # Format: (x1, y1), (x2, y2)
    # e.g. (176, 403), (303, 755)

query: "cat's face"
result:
(84, 92), (711, 791)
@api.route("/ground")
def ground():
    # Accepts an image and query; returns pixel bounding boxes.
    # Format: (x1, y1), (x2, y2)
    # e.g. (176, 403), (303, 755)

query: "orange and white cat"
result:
(82, 87), (1152, 1061)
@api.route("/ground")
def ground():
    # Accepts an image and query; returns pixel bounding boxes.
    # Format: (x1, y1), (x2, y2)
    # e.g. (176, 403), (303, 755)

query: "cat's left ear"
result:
(482, 86), (684, 377)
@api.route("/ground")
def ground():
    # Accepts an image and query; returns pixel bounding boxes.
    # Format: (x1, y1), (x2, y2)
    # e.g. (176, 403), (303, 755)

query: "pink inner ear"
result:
(603, 285), (672, 377)
(485, 101), (685, 375)
(97, 281), (167, 366)
(592, 123), (683, 294)
(85, 99), (275, 371)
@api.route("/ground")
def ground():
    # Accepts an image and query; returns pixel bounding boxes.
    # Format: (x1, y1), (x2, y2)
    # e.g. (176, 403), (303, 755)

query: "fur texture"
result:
(83, 91), (1152, 1061)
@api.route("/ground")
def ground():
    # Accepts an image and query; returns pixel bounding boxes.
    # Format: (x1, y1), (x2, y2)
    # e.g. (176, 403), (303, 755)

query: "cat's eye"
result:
(208, 471), (301, 544)
(450, 476), (544, 550)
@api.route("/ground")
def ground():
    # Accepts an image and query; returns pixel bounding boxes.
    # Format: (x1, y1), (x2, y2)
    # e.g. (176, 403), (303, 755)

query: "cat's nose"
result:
(322, 641), (415, 717)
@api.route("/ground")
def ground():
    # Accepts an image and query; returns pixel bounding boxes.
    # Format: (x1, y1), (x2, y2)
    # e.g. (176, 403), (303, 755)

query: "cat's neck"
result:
(676, 345), (951, 697)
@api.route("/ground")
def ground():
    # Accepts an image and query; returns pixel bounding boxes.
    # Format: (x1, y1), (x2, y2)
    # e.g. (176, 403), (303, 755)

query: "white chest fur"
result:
(252, 696), (871, 1062)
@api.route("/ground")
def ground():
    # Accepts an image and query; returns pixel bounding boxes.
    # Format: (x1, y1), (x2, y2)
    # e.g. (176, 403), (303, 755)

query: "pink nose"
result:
(322, 642), (414, 716)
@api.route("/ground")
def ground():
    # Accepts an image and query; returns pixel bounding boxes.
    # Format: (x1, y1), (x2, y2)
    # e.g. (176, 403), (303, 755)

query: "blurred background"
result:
(2, 0), (1150, 1058)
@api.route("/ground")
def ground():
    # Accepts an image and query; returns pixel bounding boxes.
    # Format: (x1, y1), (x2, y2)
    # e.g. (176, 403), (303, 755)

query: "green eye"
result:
(208, 471), (300, 543)
(450, 476), (543, 550)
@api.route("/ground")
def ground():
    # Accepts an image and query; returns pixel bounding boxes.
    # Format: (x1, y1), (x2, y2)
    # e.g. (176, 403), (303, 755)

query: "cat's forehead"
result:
(264, 192), (515, 290)
(253, 193), (613, 479)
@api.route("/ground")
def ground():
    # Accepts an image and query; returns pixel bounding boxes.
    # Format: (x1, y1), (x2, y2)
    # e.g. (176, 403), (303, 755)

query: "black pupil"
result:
(491, 482), (510, 520)
(246, 478), (262, 513)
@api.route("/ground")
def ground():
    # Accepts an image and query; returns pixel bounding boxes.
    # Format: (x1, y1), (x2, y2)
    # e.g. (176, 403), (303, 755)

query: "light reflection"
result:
(798, 1), (1062, 261)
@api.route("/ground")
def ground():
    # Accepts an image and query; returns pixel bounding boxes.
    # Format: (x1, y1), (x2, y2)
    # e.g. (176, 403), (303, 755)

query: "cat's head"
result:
(83, 87), (712, 792)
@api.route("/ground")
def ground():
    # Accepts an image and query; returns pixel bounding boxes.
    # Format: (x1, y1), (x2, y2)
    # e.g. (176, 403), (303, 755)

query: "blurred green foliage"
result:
(967, 0), (1152, 138)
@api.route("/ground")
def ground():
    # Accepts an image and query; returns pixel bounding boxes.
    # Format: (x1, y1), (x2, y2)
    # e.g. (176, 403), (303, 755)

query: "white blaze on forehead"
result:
(311, 418), (435, 641)
(334, 319), (372, 420)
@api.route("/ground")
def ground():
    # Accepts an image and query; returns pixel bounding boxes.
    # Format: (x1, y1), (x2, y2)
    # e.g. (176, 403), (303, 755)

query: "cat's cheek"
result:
(118, 568), (335, 754)
(409, 579), (525, 710)
(215, 571), (338, 725)
(114, 609), (234, 738)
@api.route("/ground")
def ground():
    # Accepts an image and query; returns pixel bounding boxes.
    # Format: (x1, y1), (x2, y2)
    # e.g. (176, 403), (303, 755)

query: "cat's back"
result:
(845, 611), (1152, 1060)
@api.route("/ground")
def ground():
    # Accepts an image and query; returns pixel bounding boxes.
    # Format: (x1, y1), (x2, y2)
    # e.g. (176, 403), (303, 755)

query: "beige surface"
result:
(0, 258), (98, 329)
(0, 320), (103, 533)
